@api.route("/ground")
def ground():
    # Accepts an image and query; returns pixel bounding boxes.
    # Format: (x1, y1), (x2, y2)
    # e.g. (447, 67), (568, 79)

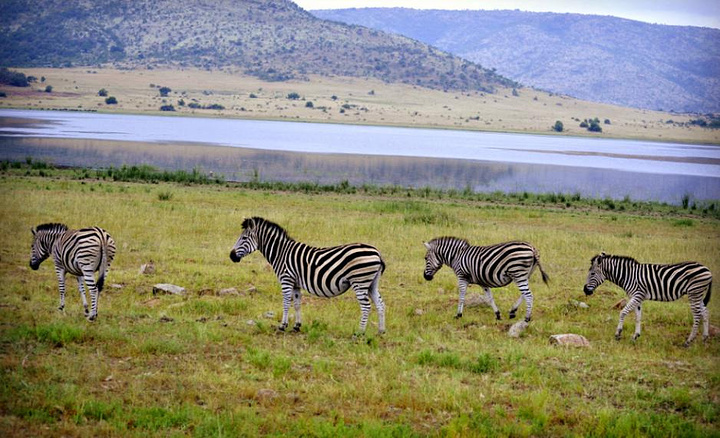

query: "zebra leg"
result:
(511, 279), (533, 322)
(292, 289), (302, 332)
(370, 275), (386, 334)
(353, 286), (372, 334)
(616, 297), (642, 340)
(278, 285), (292, 331)
(456, 278), (468, 318)
(81, 268), (99, 321)
(685, 297), (705, 347)
(76, 276), (89, 316)
(703, 307), (710, 343)
(632, 305), (642, 341)
(55, 266), (67, 312)
(483, 287), (501, 320)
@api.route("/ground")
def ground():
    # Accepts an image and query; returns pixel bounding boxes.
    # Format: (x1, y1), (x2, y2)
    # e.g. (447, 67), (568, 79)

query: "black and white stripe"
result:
(583, 252), (712, 346)
(229, 217), (386, 334)
(30, 223), (116, 321)
(423, 237), (549, 322)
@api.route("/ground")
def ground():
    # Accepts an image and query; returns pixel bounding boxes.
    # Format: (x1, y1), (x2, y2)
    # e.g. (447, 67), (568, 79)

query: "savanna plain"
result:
(0, 168), (719, 437)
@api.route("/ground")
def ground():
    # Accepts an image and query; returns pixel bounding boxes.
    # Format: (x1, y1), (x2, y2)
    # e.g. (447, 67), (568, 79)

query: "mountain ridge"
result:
(312, 8), (720, 113)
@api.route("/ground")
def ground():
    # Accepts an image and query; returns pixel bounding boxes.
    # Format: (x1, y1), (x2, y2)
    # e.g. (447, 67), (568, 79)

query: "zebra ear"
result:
(423, 242), (432, 250)
(31, 227), (36, 235)
(600, 251), (607, 257)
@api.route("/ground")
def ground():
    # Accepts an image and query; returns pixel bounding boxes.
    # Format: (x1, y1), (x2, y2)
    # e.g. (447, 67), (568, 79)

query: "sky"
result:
(293, 0), (720, 29)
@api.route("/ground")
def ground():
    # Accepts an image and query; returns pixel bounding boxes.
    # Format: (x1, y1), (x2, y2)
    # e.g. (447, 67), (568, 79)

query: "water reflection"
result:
(1, 136), (717, 203)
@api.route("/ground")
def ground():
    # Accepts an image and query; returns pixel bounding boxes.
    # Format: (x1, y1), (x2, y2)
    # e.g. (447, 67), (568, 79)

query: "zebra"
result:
(583, 252), (713, 346)
(229, 217), (386, 334)
(423, 237), (549, 322)
(30, 223), (116, 321)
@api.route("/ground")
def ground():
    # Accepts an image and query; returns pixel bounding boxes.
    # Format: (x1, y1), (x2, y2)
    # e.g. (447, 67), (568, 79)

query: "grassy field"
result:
(1, 169), (719, 436)
(2, 67), (719, 145)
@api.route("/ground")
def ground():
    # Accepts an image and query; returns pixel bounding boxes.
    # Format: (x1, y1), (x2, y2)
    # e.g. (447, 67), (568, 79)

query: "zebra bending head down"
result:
(423, 237), (549, 322)
(30, 223), (116, 321)
(230, 217), (386, 335)
(584, 252), (713, 346)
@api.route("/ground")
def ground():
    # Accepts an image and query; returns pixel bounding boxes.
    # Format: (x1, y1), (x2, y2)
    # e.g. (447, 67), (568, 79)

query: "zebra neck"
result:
(604, 259), (636, 290)
(258, 234), (295, 268)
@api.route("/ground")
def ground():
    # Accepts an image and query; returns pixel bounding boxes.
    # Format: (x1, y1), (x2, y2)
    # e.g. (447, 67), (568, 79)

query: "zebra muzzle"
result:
(30, 261), (40, 271)
(229, 250), (242, 263)
(423, 273), (434, 281)
(583, 285), (594, 295)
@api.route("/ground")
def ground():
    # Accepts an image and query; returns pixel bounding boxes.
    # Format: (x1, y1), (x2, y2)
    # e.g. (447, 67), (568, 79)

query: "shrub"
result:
(552, 120), (564, 132)
(159, 105), (175, 111)
(287, 92), (300, 100)
(98, 88), (108, 97)
(588, 121), (602, 132)
(159, 86), (171, 97)
(305, 101), (314, 108)
(44, 85), (53, 93)
(188, 102), (202, 109)
(105, 96), (118, 104)
(205, 103), (224, 110)
(249, 93), (258, 98)
(0, 68), (29, 87)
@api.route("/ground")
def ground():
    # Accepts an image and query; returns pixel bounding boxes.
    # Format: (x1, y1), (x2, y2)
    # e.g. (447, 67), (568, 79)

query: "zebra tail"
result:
(534, 253), (550, 285)
(97, 244), (108, 293)
(704, 279), (712, 307)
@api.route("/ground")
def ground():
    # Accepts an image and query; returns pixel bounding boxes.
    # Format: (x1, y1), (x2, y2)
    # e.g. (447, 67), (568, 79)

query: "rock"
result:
(508, 320), (529, 337)
(612, 299), (627, 309)
(569, 299), (589, 309)
(153, 284), (186, 296)
(246, 319), (257, 326)
(414, 308), (424, 316)
(109, 283), (124, 289)
(139, 261), (155, 275)
(218, 287), (240, 296)
(159, 315), (174, 323)
(465, 293), (491, 308)
(549, 334), (590, 347)
(263, 311), (276, 319)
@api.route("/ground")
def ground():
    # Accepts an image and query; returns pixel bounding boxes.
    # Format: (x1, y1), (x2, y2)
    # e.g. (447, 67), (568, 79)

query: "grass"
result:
(0, 170), (719, 436)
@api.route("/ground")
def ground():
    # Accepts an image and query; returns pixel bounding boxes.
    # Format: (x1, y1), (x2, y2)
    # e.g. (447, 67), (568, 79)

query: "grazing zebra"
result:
(423, 237), (549, 322)
(229, 217), (386, 334)
(30, 223), (116, 321)
(583, 252), (713, 346)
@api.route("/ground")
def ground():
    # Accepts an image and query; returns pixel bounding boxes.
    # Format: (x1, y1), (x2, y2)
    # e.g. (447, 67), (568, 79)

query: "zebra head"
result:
(30, 223), (67, 270)
(423, 241), (442, 281)
(583, 252), (608, 295)
(230, 217), (260, 263)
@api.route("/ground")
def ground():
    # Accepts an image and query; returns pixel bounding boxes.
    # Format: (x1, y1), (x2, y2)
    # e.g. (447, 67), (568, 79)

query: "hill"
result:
(312, 8), (720, 113)
(0, 0), (514, 93)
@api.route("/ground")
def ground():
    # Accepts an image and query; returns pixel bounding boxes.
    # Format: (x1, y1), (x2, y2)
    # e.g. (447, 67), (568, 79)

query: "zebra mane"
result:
(430, 236), (470, 248)
(242, 217), (292, 240)
(34, 223), (68, 233)
(593, 253), (638, 264)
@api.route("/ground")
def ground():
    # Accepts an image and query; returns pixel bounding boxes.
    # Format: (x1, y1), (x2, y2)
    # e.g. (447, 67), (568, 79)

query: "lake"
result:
(1, 109), (718, 203)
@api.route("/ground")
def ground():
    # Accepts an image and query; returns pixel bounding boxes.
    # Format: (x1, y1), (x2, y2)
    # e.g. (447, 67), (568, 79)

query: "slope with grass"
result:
(0, 170), (718, 436)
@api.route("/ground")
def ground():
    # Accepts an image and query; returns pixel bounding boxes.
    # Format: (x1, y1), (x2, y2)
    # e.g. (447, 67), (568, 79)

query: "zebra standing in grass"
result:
(583, 252), (712, 346)
(423, 237), (549, 322)
(229, 217), (386, 334)
(30, 223), (116, 321)
(424, 237), (548, 322)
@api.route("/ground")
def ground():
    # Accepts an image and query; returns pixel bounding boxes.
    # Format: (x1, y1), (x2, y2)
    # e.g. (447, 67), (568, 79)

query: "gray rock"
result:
(569, 299), (589, 309)
(465, 293), (491, 308)
(218, 287), (240, 296)
(152, 283), (186, 296)
(139, 261), (155, 275)
(414, 308), (424, 316)
(508, 320), (529, 337)
(549, 334), (590, 347)
(263, 311), (276, 319)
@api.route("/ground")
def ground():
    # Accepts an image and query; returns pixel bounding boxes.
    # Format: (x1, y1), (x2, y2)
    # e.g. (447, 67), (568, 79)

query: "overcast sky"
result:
(294, 0), (720, 29)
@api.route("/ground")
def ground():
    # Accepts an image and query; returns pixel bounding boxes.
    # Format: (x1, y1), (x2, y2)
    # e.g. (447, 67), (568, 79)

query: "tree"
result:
(552, 120), (564, 132)
(160, 105), (175, 111)
(159, 86), (171, 97)
(588, 120), (602, 132)
(105, 96), (118, 104)
(305, 101), (314, 108)
(44, 85), (53, 93)
(98, 88), (108, 97)
(0, 68), (29, 87)
(287, 92), (300, 100)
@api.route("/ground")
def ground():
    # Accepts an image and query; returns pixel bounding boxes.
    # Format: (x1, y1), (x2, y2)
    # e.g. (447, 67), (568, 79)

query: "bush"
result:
(98, 88), (108, 97)
(588, 121), (602, 132)
(105, 96), (118, 104)
(44, 85), (53, 93)
(0, 68), (29, 87)
(205, 103), (224, 110)
(188, 102), (201, 109)
(287, 92), (300, 100)
(159, 86), (171, 97)
(159, 105), (175, 111)
(305, 101), (314, 108)
(249, 93), (258, 98)
(552, 120), (564, 132)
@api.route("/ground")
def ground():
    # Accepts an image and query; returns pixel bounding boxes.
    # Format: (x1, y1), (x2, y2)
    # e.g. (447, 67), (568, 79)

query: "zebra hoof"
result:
(495, 311), (501, 320)
(87, 314), (97, 322)
(615, 332), (622, 340)
(682, 341), (691, 348)
(455, 313), (463, 319)
(293, 323), (301, 332)
(277, 324), (287, 332)
(632, 334), (640, 341)
(524, 317), (531, 323)
(58, 306), (65, 312)
(509, 311), (516, 319)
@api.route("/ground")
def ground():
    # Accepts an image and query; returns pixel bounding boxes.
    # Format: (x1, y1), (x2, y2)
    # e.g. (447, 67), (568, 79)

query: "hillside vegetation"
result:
(313, 8), (720, 113)
(0, 0), (513, 93)
(0, 168), (719, 436)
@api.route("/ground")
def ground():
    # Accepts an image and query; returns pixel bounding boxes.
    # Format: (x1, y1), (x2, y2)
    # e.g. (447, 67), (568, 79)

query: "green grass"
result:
(0, 170), (719, 436)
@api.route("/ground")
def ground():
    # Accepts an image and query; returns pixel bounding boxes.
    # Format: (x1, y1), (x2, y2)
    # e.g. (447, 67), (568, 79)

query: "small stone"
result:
(218, 287), (240, 296)
(263, 311), (275, 319)
(465, 293), (491, 308)
(569, 299), (589, 309)
(153, 284), (186, 296)
(550, 334), (590, 347)
(246, 319), (257, 326)
(139, 261), (155, 275)
(414, 308), (424, 316)
(508, 320), (529, 337)
(109, 284), (123, 289)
